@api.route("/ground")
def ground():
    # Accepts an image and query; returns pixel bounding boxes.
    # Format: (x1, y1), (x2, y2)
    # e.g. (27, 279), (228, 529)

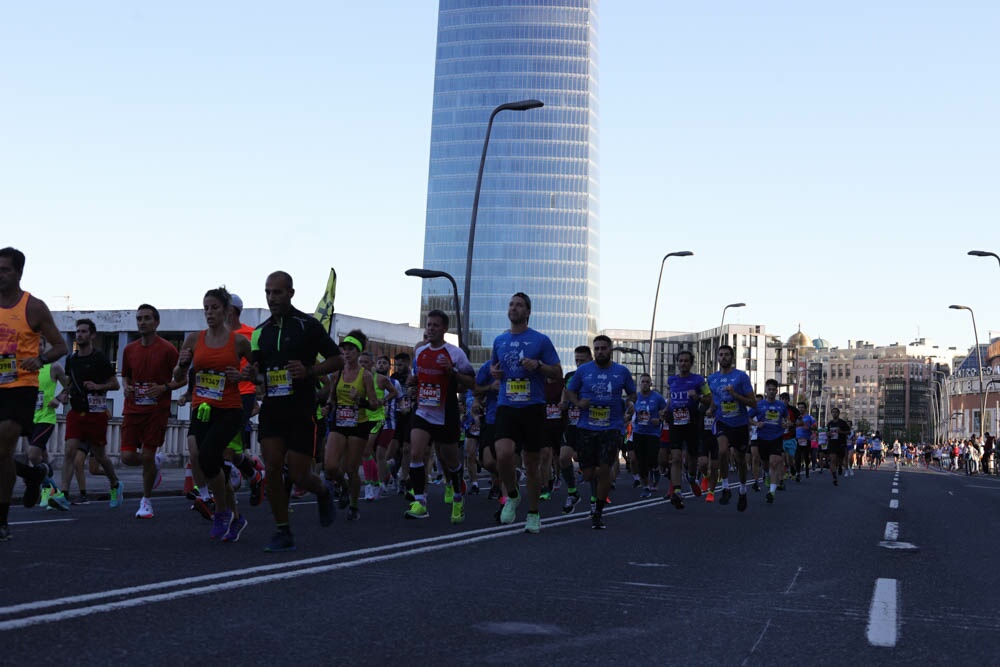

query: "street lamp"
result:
(462, 99), (544, 355)
(648, 251), (693, 378)
(406, 268), (465, 354)
(968, 249), (1000, 267)
(717, 302), (746, 370)
(613, 346), (646, 378)
(950, 304), (986, 439)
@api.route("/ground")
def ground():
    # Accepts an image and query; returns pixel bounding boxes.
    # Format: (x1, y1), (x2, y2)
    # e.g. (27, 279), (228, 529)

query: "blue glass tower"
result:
(421, 0), (600, 365)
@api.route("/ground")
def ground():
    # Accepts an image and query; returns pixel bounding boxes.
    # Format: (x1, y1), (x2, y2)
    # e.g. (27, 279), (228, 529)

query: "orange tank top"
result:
(191, 330), (241, 409)
(0, 291), (40, 389)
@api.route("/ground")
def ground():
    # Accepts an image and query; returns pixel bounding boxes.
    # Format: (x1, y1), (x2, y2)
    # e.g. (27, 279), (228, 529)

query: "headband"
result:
(343, 336), (363, 352)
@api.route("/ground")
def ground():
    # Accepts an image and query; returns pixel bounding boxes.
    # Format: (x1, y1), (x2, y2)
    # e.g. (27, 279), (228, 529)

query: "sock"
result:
(589, 479), (597, 502)
(142, 496), (151, 503)
(770, 483), (777, 493)
(199, 487), (211, 501)
(739, 483), (746, 494)
(409, 462), (426, 497)
(721, 478), (729, 490)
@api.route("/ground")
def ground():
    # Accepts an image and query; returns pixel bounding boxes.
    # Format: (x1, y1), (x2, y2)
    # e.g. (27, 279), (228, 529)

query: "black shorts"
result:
(258, 401), (319, 458)
(829, 444), (846, 459)
(0, 387), (36, 437)
(717, 423), (750, 453)
(543, 420), (564, 452)
(494, 404), (546, 453)
(577, 429), (621, 469)
(755, 437), (783, 458)
(411, 414), (460, 445)
(632, 433), (660, 468)
(328, 421), (371, 441)
(670, 422), (701, 456)
(30, 421), (56, 450)
(395, 412), (412, 444)
(478, 422), (496, 459)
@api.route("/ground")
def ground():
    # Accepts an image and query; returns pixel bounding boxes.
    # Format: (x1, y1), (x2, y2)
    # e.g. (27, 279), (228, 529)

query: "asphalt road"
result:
(3, 463), (999, 666)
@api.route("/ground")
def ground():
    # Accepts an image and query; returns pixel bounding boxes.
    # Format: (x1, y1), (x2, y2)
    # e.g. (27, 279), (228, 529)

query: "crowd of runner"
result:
(0, 246), (963, 549)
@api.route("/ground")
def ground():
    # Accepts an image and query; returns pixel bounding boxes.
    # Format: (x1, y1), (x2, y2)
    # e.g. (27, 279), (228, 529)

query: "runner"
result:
(28, 354), (72, 511)
(246, 271), (343, 552)
(473, 360), (502, 505)
(565, 335), (636, 529)
(61, 318), (123, 507)
(487, 293), (562, 533)
(748, 379), (788, 504)
(827, 407), (849, 485)
(793, 400), (816, 482)
(0, 248), (68, 540)
(387, 351), (413, 494)
(539, 374), (566, 502)
(226, 294), (264, 506)
(324, 329), (378, 522)
(706, 344), (757, 512)
(358, 352), (398, 501)
(403, 310), (474, 522)
(664, 350), (711, 508)
(633, 373), (667, 500)
(174, 287), (251, 542)
(558, 345), (592, 513)
(869, 431), (884, 470)
(120, 304), (180, 518)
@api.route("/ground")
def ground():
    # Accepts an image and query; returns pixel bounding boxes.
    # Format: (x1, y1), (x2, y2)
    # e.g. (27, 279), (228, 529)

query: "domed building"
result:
(787, 327), (810, 349)
(813, 337), (831, 349)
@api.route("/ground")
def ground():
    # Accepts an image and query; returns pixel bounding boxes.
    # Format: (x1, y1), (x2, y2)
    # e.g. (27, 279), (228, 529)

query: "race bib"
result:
(588, 405), (610, 428)
(336, 405), (359, 427)
(818, 431), (828, 446)
(704, 416), (715, 430)
(568, 406), (581, 426)
(195, 371), (226, 401)
(672, 408), (690, 425)
(468, 422), (481, 437)
(637, 410), (651, 426)
(750, 425), (758, 440)
(87, 394), (107, 413)
(35, 390), (44, 411)
(418, 383), (442, 408)
(266, 369), (294, 397)
(764, 409), (780, 426)
(505, 378), (530, 402)
(134, 382), (159, 406)
(399, 396), (412, 413)
(721, 400), (738, 417)
(0, 355), (16, 385)
(546, 404), (562, 420)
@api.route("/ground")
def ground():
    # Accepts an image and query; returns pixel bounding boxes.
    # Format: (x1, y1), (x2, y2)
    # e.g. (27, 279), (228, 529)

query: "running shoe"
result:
(470, 482), (480, 495)
(72, 493), (90, 505)
(632, 478), (642, 488)
(539, 491), (552, 501)
(186, 486), (200, 501)
(591, 513), (606, 530)
(222, 515), (248, 543)
(500, 494), (520, 524)
(48, 490), (70, 512)
(264, 530), (295, 552)
(192, 497), (214, 521)
(135, 498), (154, 519)
(249, 471), (264, 507)
(404, 501), (428, 519)
(318, 481), (336, 527)
(444, 485), (454, 504)
(719, 488), (732, 505)
(705, 491), (715, 503)
(670, 492), (685, 510)
(153, 453), (164, 490)
(487, 485), (501, 501)
(0, 524), (10, 541)
(766, 491), (774, 504)
(639, 488), (652, 499)
(450, 498), (465, 525)
(39, 486), (51, 509)
(562, 492), (581, 514)
(524, 512), (541, 534)
(210, 510), (233, 539)
(22, 466), (44, 508)
(737, 493), (748, 512)
(752, 482), (760, 492)
(778, 480), (786, 491)
(109, 481), (125, 509)
(347, 507), (360, 521)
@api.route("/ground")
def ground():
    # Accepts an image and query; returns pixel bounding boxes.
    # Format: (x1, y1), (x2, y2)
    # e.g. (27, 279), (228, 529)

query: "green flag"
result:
(314, 268), (337, 334)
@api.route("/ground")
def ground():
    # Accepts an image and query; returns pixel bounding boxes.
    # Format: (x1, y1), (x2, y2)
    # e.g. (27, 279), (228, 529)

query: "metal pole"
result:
(648, 251), (693, 378)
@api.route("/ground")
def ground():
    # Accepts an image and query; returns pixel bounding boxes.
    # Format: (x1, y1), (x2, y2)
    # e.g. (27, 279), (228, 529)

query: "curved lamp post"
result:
(613, 346), (646, 378)
(717, 302), (746, 370)
(406, 268), (465, 354)
(462, 99), (544, 353)
(950, 304), (985, 439)
(648, 251), (693, 377)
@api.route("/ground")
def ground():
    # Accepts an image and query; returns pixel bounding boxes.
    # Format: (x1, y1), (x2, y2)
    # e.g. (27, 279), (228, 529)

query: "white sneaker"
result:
(135, 498), (154, 519)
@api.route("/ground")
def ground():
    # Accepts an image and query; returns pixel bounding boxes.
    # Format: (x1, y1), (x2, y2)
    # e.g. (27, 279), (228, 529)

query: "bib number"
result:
(505, 378), (530, 402)
(134, 382), (159, 406)
(418, 383), (442, 408)
(35, 390), (44, 411)
(568, 406), (581, 426)
(0, 355), (16, 385)
(721, 400), (738, 417)
(672, 408), (690, 425)
(588, 405), (610, 428)
(266, 369), (294, 397)
(764, 409), (780, 426)
(704, 416), (715, 430)
(87, 394), (108, 413)
(195, 371), (226, 401)
(336, 405), (359, 427)
(545, 404), (562, 420)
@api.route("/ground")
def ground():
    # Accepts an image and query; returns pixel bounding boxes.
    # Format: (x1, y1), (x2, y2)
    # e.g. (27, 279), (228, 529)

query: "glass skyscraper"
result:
(420, 0), (600, 365)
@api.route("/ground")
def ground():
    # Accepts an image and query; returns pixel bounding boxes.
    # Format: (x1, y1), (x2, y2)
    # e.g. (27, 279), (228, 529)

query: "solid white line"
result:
(9, 519), (75, 526)
(866, 578), (898, 647)
(784, 566), (803, 594)
(741, 618), (772, 666)
(892, 489), (899, 494)
(889, 499), (899, 509)
(0, 497), (661, 627)
(883, 522), (899, 541)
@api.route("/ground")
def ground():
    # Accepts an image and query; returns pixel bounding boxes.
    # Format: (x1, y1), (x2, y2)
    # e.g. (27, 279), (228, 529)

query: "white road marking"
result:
(866, 578), (898, 647)
(628, 562), (672, 568)
(8, 519), (75, 526)
(892, 488), (899, 494)
(784, 566), (803, 595)
(889, 499), (899, 509)
(741, 618), (772, 666)
(878, 541), (918, 550)
(883, 522), (899, 541)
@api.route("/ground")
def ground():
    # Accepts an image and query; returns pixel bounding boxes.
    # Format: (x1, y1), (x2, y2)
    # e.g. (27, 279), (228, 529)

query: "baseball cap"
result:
(230, 294), (243, 310)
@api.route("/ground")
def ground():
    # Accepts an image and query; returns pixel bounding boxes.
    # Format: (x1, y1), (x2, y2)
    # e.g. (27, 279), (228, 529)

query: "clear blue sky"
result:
(3, 2), (998, 354)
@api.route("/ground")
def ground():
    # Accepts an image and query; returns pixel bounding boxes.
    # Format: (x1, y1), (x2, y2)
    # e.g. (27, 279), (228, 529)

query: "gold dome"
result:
(787, 327), (810, 348)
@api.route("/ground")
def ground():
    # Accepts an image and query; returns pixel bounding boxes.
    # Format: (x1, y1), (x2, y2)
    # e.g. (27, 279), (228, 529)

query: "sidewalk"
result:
(12, 464), (194, 504)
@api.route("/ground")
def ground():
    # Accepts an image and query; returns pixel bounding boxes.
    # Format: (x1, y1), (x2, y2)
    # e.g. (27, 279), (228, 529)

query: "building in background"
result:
(420, 0), (600, 363)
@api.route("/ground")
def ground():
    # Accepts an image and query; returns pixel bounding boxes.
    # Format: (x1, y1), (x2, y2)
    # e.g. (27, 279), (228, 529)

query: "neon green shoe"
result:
(404, 501), (428, 519)
(539, 491), (552, 501)
(450, 498), (465, 524)
(524, 512), (541, 534)
(444, 485), (454, 504)
(39, 486), (51, 509)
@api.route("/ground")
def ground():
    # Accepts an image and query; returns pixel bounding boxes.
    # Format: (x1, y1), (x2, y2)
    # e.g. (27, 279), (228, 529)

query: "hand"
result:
(21, 357), (43, 372)
(241, 362), (260, 382)
(577, 398), (591, 410)
(47, 398), (61, 409)
(178, 394), (189, 407)
(178, 348), (193, 367)
(490, 363), (504, 380)
(123, 384), (134, 398)
(687, 389), (697, 399)
(147, 384), (168, 399)
(520, 358), (540, 372)
(224, 366), (241, 384)
(286, 360), (308, 381)
(83, 381), (100, 391)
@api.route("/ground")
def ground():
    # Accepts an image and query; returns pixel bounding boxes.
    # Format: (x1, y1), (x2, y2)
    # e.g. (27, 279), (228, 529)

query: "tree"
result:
(856, 417), (872, 435)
